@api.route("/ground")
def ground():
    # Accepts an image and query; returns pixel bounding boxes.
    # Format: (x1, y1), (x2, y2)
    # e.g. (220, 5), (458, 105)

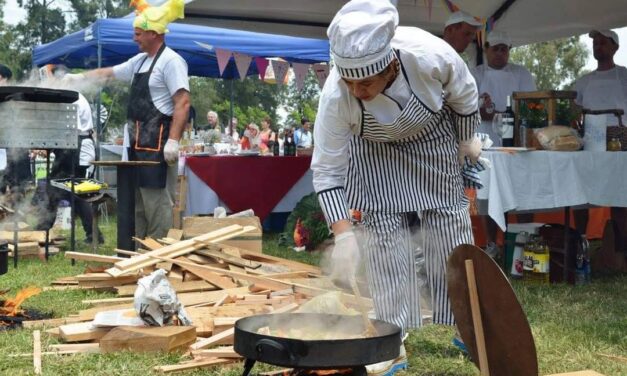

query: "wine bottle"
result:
(273, 132), (280, 156)
(502, 95), (515, 147)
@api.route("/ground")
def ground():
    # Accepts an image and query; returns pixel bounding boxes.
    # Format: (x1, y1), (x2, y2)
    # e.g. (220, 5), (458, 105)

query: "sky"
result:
(3, 0), (627, 72)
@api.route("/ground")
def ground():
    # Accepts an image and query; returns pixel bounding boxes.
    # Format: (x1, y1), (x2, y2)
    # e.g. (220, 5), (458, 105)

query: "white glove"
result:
(62, 73), (85, 83)
(458, 136), (482, 165)
(163, 139), (180, 165)
(330, 230), (361, 287)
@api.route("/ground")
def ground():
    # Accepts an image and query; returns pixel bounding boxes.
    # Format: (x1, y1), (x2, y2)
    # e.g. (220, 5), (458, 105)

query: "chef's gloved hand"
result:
(458, 136), (482, 166)
(62, 73), (85, 83)
(330, 230), (361, 287)
(163, 139), (179, 165)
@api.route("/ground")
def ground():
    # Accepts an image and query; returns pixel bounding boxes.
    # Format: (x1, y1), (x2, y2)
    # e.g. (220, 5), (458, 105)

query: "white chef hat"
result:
(486, 31), (512, 47)
(589, 29), (619, 46)
(444, 11), (482, 28)
(327, 0), (398, 80)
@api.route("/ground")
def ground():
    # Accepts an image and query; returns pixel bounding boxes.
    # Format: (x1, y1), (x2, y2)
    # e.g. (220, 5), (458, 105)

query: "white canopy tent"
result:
(183, 0), (627, 46)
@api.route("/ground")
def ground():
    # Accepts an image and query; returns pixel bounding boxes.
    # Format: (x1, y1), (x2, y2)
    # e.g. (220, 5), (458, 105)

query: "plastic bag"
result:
(534, 125), (583, 151)
(134, 269), (192, 326)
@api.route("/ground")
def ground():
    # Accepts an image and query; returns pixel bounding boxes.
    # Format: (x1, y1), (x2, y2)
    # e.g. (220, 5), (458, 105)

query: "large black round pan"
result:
(235, 313), (401, 370)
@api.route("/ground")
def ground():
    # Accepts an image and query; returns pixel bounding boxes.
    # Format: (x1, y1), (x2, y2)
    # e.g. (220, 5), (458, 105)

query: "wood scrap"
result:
(49, 343), (100, 353)
(191, 346), (241, 359)
(22, 316), (84, 329)
(189, 327), (234, 350)
(58, 322), (111, 342)
(0, 230), (48, 243)
(194, 247), (262, 269)
(133, 237), (163, 251)
(99, 326), (196, 353)
(167, 228), (184, 241)
(115, 280), (214, 297)
(109, 225), (255, 275)
(9, 242), (40, 255)
(64, 252), (125, 263)
(175, 258), (238, 289)
(33, 330), (41, 375)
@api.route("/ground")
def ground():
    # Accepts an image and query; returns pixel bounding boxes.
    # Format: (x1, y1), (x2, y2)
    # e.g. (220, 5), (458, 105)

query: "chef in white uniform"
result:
(574, 29), (627, 244)
(312, 1), (480, 366)
(471, 31), (536, 146)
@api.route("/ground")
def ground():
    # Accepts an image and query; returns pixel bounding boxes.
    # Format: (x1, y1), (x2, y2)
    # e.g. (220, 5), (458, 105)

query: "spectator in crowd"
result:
(470, 31), (536, 257)
(574, 29), (627, 246)
(240, 123), (260, 150)
(442, 10), (482, 54)
(294, 117), (310, 145)
(296, 120), (313, 148)
(225, 117), (240, 143)
(259, 116), (275, 151)
(197, 110), (220, 132)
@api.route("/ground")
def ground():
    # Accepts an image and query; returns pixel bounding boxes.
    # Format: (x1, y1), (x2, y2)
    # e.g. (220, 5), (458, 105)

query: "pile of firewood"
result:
(22, 223), (368, 374)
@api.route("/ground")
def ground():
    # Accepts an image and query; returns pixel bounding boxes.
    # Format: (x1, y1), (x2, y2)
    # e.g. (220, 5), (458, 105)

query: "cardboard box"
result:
(182, 216), (262, 253)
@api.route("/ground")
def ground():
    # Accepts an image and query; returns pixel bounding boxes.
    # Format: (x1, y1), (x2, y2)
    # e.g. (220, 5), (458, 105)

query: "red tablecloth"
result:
(185, 155), (312, 221)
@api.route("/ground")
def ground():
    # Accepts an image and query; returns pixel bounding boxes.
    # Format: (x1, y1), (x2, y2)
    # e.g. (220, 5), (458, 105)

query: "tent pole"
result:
(95, 41), (103, 180)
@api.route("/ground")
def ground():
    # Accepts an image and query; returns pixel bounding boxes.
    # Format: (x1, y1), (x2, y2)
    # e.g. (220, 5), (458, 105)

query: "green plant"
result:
(280, 193), (330, 251)
(519, 100), (548, 128)
(555, 99), (581, 126)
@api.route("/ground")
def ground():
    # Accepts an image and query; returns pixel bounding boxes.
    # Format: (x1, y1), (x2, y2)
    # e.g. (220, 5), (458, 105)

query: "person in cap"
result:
(470, 31), (536, 257)
(34, 65), (104, 244)
(64, 0), (190, 240)
(573, 29), (627, 247)
(443, 10), (482, 54)
(312, 0), (481, 369)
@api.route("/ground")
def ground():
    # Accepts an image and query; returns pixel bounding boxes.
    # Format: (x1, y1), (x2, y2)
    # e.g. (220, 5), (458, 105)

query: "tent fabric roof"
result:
(32, 16), (330, 79)
(183, 0), (627, 47)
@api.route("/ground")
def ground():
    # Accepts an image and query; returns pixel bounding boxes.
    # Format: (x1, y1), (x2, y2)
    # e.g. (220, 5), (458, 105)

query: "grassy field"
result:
(0, 218), (626, 375)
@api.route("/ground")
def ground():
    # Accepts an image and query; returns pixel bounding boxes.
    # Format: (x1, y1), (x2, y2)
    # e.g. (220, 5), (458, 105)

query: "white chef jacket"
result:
(574, 65), (627, 125)
(312, 26), (479, 195)
(470, 63), (536, 146)
(76, 93), (96, 168)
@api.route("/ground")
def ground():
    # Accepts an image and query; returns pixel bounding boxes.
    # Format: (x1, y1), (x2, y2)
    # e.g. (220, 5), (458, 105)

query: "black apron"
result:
(127, 43), (172, 188)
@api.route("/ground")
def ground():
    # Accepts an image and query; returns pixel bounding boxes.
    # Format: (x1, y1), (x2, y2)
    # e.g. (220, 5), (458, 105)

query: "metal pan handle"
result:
(255, 338), (295, 362)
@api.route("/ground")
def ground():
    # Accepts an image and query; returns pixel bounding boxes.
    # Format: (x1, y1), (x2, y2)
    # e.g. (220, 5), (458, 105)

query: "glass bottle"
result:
(502, 95), (515, 147)
(608, 137), (622, 152)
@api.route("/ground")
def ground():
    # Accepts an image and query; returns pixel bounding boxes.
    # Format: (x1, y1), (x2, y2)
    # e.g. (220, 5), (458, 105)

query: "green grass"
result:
(0, 219), (626, 375)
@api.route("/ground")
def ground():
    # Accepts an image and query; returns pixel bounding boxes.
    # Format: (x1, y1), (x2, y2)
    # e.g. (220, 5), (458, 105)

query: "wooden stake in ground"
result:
(33, 330), (41, 375)
(465, 259), (489, 376)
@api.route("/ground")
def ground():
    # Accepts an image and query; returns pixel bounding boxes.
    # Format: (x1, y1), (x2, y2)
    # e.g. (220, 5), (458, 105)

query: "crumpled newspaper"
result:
(134, 269), (192, 326)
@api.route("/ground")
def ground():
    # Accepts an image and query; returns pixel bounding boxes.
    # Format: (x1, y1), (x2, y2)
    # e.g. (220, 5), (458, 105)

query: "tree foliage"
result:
(509, 36), (589, 90)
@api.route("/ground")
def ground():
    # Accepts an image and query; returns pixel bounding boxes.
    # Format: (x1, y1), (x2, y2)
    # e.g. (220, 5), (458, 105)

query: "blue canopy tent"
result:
(32, 16), (330, 79)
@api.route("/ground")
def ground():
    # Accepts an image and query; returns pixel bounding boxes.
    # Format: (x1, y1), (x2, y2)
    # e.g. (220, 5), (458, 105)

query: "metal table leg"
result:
(116, 166), (136, 256)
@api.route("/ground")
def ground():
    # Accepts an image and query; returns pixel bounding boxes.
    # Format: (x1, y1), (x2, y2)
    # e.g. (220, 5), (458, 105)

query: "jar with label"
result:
(607, 137), (622, 151)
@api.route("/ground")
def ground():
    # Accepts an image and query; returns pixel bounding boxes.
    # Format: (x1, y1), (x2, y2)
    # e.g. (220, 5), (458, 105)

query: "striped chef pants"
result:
(361, 202), (473, 332)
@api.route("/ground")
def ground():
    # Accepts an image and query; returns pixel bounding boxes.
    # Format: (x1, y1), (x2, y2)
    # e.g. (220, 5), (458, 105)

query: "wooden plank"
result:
(194, 248), (262, 269)
(82, 297), (135, 307)
(176, 259), (238, 289)
(49, 343), (100, 353)
(78, 304), (133, 321)
(265, 271), (311, 279)
(51, 277), (78, 285)
(238, 248), (321, 275)
(189, 327), (234, 350)
(100, 326), (196, 354)
(58, 322), (111, 342)
(0, 230), (48, 243)
(115, 280), (215, 297)
(133, 237), (164, 251)
(33, 330), (41, 375)
(141, 254), (292, 291)
(45, 327), (60, 339)
(75, 273), (138, 282)
(9, 242), (40, 255)
(185, 307), (214, 337)
(64, 252), (124, 263)
(107, 225), (256, 276)
(154, 357), (233, 373)
(191, 347), (241, 359)
(167, 228), (184, 241)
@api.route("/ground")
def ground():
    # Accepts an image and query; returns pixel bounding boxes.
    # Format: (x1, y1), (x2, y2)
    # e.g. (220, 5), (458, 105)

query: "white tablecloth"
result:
(184, 167), (314, 216)
(477, 150), (627, 230)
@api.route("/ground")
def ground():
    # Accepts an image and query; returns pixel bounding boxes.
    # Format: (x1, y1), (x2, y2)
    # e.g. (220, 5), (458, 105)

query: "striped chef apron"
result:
(346, 54), (475, 329)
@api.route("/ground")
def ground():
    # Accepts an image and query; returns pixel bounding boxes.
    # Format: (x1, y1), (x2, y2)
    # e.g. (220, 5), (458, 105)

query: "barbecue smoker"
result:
(234, 313), (402, 376)
(0, 86), (79, 266)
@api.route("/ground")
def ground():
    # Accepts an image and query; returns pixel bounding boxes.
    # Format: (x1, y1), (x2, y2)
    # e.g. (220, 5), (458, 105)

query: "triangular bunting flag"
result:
(292, 63), (310, 91)
(215, 48), (232, 77)
(312, 63), (330, 88)
(271, 60), (290, 86)
(233, 52), (252, 81)
(255, 57), (269, 82)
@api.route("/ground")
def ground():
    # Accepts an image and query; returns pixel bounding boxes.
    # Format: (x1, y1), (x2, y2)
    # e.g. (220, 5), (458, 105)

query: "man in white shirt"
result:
(295, 120), (313, 148)
(574, 29), (627, 246)
(470, 31), (537, 257)
(442, 10), (482, 54)
(471, 31), (536, 146)
(64, 0), (190, 239)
